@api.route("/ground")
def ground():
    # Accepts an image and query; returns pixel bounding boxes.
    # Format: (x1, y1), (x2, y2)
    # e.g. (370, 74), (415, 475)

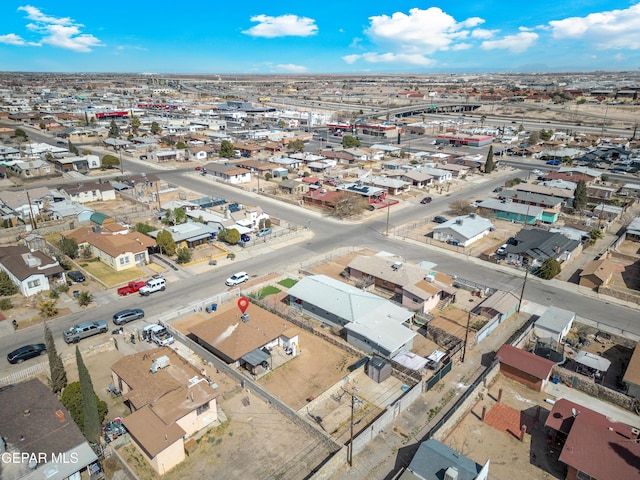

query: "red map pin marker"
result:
(237, 297), (249, 314)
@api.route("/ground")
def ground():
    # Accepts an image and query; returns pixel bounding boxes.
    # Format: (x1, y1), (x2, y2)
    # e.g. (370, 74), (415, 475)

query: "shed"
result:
(495, 344), (556, 391)
(367, 356), (392, 383)
(533, 306), (575, 347)
(272, 167), (289, 178)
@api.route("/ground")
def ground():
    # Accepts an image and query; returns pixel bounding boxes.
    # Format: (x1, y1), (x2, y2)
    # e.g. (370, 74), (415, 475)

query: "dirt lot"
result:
(443, 374), (566, 480)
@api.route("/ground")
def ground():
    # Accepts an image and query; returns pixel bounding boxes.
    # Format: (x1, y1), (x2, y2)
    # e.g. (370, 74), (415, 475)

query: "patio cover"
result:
(574, 351), (611, 372)
(392, 351), (428, 371)
(241, 347), (270, 367)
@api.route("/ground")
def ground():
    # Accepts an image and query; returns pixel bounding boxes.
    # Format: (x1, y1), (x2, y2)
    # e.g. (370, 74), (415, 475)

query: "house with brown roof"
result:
(622, 343), (640, 399)
(0, 379), (100, 480)
(579, 258), (616, 290)
(0, 245), (64, 296)
(85, 231), (155, 271)
(60, 181), (116, 204)
(545, 398), (640, 480)
(202, 162), (251, 184)
(188, 303), (294, 366)
(302, 189), (346, 210)
(495, 344), (556, 391)
(112, 347), (219, 475)
(346, 255), (456, 314)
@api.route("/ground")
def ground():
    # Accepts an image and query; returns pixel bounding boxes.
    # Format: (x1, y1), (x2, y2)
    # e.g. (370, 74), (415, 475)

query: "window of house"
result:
(27, 279), (41, 288)
(576, 472), (593, 480)
(119, 257), (130, 266)
(196, 402), (210, 416)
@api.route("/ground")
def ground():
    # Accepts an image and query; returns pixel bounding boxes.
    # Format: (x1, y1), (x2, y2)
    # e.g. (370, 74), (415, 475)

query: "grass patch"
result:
(255, 285), (281, 299)
(277, 278), (298, 288)
(82, 261), (147, 287)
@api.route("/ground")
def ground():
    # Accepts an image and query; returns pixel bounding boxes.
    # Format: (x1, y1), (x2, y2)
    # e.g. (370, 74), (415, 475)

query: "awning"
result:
(188, 233), (213, 242)
(574, 351), (611, 372)
(241, 348), (270, 367)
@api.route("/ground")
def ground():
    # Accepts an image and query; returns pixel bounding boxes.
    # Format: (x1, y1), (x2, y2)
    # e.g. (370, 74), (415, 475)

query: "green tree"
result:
(133, 222), (155, 234)
(0, 270), (18, 296)
(589, 227), (605, 246)
(224, 228), (240, 245)
(38, 298), (58, 317)
(76, 347), (101, 443)
(131, 115), (141, 134)
(574, 179), (588, 211)
(39, 122), (46, 130)
(176, 141), (187, 149)
(539, 129), (554, 141)
(174, 208), (187, 224)
(219, 140), (235, 158)
(14, 128), (28, 140)
(101, 154), (120, 170)
(58, 237), (79, 259)
(527, 131), (540, 144)
(537, 257), (561, 280)
(150, 121), (161, 135)
(341, 135), (361, 148)
(67, 140), (79, 155)
(287, 139), (305, 152)
(176, 247), (192, 264)
(484, 145), (495, 173)
(61, 381), (107, 439)
(156, 230), (177, 255)
(45, 323), (67, 394)
(108, 119), (120, 138)
(77, 291), (92, 306)
(258, 218), (272, 229)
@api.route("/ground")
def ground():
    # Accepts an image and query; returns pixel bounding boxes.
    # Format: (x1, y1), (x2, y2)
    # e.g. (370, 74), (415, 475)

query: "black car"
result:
(7, 344), (46, 364)
(67, 270), (85, 284)
(433, 215), (448, 224)
(420, 196), (433, 204)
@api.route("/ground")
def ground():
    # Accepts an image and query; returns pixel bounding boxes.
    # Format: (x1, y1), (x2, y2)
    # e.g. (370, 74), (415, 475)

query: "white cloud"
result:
(481, 31), (538, 53)
(471, 29), (497, 39)
(342, 52), (433, 66)
(365, 7), (485, 54)
(0, 33), (30, 46)
(243, 14), (318, 38)
(5, 5), (103, 52)
(550, 3), (640, 49)
(277, 63), (307, 73)
(18, 5), (72, 25)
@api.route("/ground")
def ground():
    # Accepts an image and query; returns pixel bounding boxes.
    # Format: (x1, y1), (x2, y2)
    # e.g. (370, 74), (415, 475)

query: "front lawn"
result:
(277, 278), (298, 288)
(80, 261), (146, 287)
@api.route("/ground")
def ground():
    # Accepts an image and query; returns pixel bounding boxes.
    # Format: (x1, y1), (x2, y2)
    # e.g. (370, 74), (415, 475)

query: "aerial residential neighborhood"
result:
(0, 69), (639, 480)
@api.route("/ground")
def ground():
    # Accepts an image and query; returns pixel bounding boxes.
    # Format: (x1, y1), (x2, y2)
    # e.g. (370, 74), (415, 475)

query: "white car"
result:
(496, 244), (508, 256)
(225, 271), (249, 287)
(532, 169), (543, 176)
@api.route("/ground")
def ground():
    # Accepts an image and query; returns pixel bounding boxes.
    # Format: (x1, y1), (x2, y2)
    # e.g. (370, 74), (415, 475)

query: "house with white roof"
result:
(432, 213), (494, 247)
(287, 275), (416, 357)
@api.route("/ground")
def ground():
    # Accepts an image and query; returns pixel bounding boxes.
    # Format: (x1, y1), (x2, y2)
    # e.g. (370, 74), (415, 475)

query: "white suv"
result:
(225, 272), (249, 287)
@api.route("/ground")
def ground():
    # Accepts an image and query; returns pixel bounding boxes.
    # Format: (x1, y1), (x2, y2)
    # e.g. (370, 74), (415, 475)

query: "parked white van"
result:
(139, 276), (166, 296)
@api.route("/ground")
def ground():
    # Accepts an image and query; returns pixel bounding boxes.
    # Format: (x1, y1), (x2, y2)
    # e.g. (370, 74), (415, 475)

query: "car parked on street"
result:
(420, 196), (432, 204)
(240, 234), (251, 242)
(112, 308), (145, 325)
(257, 228), (272, 237)
(225, 271), (249, 287)
(7, 343), (46, 364)
(433, 215), (448, 224)
(63, 321), (108, 344)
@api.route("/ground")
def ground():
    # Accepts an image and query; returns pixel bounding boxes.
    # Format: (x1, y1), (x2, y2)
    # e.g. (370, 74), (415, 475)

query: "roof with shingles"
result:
(496, 344), (555, 380)
(0, 245), (63, 280)
(545, 398), (640, 480)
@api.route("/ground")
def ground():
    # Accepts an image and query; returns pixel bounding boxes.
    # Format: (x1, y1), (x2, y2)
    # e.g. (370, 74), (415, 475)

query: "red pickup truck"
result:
(117, 281), (147, 296)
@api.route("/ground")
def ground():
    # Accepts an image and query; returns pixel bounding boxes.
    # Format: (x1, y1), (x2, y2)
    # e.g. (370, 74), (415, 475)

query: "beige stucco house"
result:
(113, 348), (219, 475)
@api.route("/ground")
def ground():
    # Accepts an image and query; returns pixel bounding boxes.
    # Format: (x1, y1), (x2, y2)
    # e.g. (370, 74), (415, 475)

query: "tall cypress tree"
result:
(574, 179), (588, 212)
(44, 323), (67, 394)
(485, 145), (496, 173)
(76, 346), (100, 443)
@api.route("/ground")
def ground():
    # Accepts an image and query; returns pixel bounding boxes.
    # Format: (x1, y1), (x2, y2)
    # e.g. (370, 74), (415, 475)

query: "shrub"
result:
(0, 298), (13, 310)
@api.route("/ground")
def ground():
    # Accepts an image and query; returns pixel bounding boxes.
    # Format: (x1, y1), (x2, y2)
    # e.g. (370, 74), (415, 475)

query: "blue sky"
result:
(1, 2), (639, 74)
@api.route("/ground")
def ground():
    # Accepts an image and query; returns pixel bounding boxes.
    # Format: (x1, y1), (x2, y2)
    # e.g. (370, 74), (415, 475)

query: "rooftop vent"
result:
(391, 262), (403, 271)
(150, 355), (171, 373)
(444, 467), (459, 480)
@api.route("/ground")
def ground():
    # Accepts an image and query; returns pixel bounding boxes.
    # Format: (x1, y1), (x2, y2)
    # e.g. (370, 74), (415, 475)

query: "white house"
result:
(432, 213), (494, 247)
(0, 246), (64, 296)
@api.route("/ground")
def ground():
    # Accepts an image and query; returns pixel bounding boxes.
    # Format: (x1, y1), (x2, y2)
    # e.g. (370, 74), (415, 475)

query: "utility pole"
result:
(349, 393), (355, 466)
(119, 147), (124, 175)
(462, 310), (471, 363)
(385, 196), (391, 236)
(518, 261), (529, 313)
